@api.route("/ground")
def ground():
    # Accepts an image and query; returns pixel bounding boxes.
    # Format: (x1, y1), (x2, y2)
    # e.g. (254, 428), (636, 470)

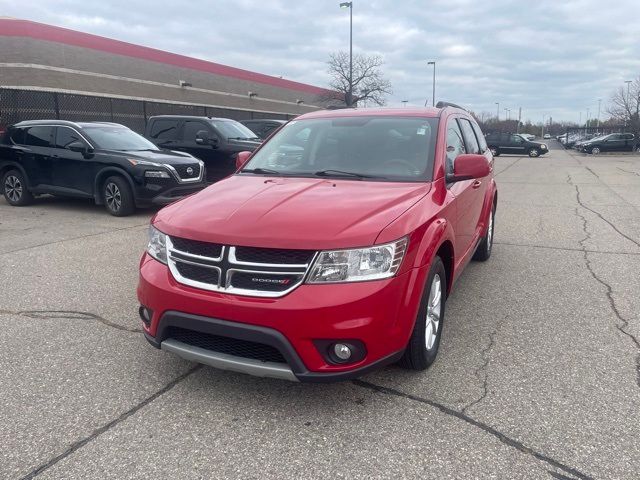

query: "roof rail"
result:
(436, 101), (466, 111)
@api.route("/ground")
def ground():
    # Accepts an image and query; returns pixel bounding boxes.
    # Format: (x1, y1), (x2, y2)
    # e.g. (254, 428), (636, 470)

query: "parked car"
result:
(485, 132), (548, 157)
(240, 119), (287, 140)
(543, 133), (551, 139)
(519, 133), (535, 141)
(145, 116), (262, 182)
(0, 120), (206, 216)
(138, 104), (498, 381)
(580, 133), (638, 154)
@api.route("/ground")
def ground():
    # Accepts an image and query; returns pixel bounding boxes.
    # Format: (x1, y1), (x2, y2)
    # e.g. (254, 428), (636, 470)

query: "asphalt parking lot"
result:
(1, 143), (639, 480)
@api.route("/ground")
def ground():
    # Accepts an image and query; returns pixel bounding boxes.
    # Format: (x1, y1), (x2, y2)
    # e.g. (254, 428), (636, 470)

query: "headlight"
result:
(144, 170), (171, 178)
(147, 226), (167, 264)
(541, 144), (547, 149)
(307, 237), (408, 283)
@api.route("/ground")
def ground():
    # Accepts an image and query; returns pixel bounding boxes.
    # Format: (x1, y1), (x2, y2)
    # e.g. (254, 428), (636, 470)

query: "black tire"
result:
(103, 175), (135, 216)
(528, 148), (539, 157)
(489, 146), (500, 157)
(400, 256), (447, 370)
(473, 204), (495, 261)
(2, 169), (34, 206)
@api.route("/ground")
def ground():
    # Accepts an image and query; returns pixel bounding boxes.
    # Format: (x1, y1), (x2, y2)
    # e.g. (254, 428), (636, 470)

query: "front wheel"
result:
(2, 169), (34, 206)
(489, 146), (500, 156)
(528, 148), (539, 157)
(591, 146), (601, 155)
(399, 256), (446, 370)
(103, 176), (135, 216)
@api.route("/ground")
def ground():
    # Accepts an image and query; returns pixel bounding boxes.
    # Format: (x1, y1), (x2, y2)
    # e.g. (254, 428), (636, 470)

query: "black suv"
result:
(145, 116), (261, 182)
(240, 119), (286, 140)
(0, 120), (206, 216)
(485, 132), (549, 157)
(580, 133), (638, 154)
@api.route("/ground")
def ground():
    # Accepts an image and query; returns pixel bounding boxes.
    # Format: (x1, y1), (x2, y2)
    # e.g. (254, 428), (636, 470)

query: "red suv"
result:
(137, 104), (497, 382)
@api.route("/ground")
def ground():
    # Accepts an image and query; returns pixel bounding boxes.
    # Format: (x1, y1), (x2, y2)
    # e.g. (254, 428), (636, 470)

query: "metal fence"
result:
(0, 88), (293, 133)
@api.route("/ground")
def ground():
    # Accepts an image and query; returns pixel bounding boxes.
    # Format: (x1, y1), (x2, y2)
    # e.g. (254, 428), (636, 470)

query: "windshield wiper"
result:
(313, 169), (385, 180)
(240, 167), (281, 175)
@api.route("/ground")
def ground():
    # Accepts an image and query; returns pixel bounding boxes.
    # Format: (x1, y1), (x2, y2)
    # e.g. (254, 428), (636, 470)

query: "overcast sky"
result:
(3, 0), (639, 123)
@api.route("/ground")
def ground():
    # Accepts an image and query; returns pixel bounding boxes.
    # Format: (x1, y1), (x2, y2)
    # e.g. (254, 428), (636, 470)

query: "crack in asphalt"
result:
(0, 223), (148, 256)
(0, 309), (142, 333)
(352, 379), (594, 480)
(572, 205), (640, 389)
(461, 315), (504, 414)
(494, 241), (640, 256)
(571, 182), (640, 249)
(616, 167), (640, 177)
(19, 365), (202, 479)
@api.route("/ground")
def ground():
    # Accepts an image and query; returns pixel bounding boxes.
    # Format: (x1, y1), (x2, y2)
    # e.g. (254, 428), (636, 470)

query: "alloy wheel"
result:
(425, 274), (442, 350)
(105, 182), (121, 212)
(4, 175), (22, 203)
(592, 147), (600, 155)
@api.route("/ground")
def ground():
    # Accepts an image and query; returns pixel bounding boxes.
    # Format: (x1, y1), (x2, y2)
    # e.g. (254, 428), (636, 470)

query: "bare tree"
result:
(607, 77), (640, 145)
(322, 51), (392, 107)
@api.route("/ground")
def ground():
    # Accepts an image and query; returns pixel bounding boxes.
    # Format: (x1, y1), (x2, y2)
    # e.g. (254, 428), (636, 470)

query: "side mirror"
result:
(67, 141), (88, 154)
(236, 151), (252, 170)
(446, 154), (490, 183)
(195, 130), (218, 147)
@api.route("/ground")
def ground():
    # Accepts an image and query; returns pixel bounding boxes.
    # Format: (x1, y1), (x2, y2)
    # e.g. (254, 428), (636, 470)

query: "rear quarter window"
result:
(149, 119), (179, 140)
(471, 122), (488, 152)
(9, 128), (25, 145)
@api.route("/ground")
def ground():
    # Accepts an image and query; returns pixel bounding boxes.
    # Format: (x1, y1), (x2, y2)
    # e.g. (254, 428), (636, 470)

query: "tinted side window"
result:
(511, 134), (524, 144)
(55, 127), (83, 149)
(262, 124), (279, 137)
(446, 120), (466, 172)
(10, 128), (25, 145)
(459, 119), (480, 154)
(183, 121), (210, 143)
(471, 122), (488, 152)
(149, 119), (178, 140)
(24, 126), (53, 147)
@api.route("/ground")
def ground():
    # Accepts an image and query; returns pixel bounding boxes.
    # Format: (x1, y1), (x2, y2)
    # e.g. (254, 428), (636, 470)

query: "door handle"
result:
(472, 180), (482, 189)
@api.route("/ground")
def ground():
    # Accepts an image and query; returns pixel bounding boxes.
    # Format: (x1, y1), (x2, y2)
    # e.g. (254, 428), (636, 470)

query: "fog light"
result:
(138, 305), (153, 327)
(333, 343), (352, 361)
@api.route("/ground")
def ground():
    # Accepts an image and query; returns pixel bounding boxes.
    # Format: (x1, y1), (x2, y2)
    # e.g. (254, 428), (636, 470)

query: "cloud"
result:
(2, 0), (638, 122)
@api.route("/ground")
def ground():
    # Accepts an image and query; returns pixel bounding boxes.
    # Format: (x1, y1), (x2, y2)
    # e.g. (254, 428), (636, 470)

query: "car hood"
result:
(153, 175), (431, 249)
(108, 149), (200, 165)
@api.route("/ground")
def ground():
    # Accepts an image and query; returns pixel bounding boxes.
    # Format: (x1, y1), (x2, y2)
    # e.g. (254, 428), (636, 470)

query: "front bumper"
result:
(134, 182), (207, 207)
(137, 253), (428, 381)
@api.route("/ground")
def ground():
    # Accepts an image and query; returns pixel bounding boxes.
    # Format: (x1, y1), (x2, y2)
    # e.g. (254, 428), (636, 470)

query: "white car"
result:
(543, 133), (551, 139)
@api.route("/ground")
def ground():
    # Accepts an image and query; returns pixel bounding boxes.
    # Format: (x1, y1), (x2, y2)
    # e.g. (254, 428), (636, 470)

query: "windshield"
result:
(83, 126), (159, 151)
(242, 116), (438, 181)
(211, 120), (259, 140)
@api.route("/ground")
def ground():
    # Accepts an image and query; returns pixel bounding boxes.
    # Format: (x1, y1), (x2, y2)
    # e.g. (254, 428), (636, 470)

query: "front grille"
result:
(171, 237), (223, 258)
(230, 271), (302, 292)
(234, 246), (314, 265)
(175, 262), (220, 285)
(166, 327), (286, 363)
(167, 237), (315, 297)
(173, 163), (201, 180)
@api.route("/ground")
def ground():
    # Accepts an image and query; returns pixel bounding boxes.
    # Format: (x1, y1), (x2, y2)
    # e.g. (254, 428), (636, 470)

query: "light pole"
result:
(625, 80), (632, 128)
(597, 98), (601, 130)
(401, 100), (408, 107)
(495, 102), (500, 121)
(542, 114), (546, 138)
(428, 61), (436, 107)
(504, 108), (510, 121)
(586, 108), (590, 129)
(339, 2), (353, 106)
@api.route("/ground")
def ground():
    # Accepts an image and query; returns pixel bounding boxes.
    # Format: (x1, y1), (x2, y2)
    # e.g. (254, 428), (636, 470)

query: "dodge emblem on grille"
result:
(186, 166), (194, 175)
(252, 278), (291, 285)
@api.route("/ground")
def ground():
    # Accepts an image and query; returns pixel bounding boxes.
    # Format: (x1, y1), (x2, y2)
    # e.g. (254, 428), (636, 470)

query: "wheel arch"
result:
(94, 167), (135, 205)
(0, 162), (31, 193)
